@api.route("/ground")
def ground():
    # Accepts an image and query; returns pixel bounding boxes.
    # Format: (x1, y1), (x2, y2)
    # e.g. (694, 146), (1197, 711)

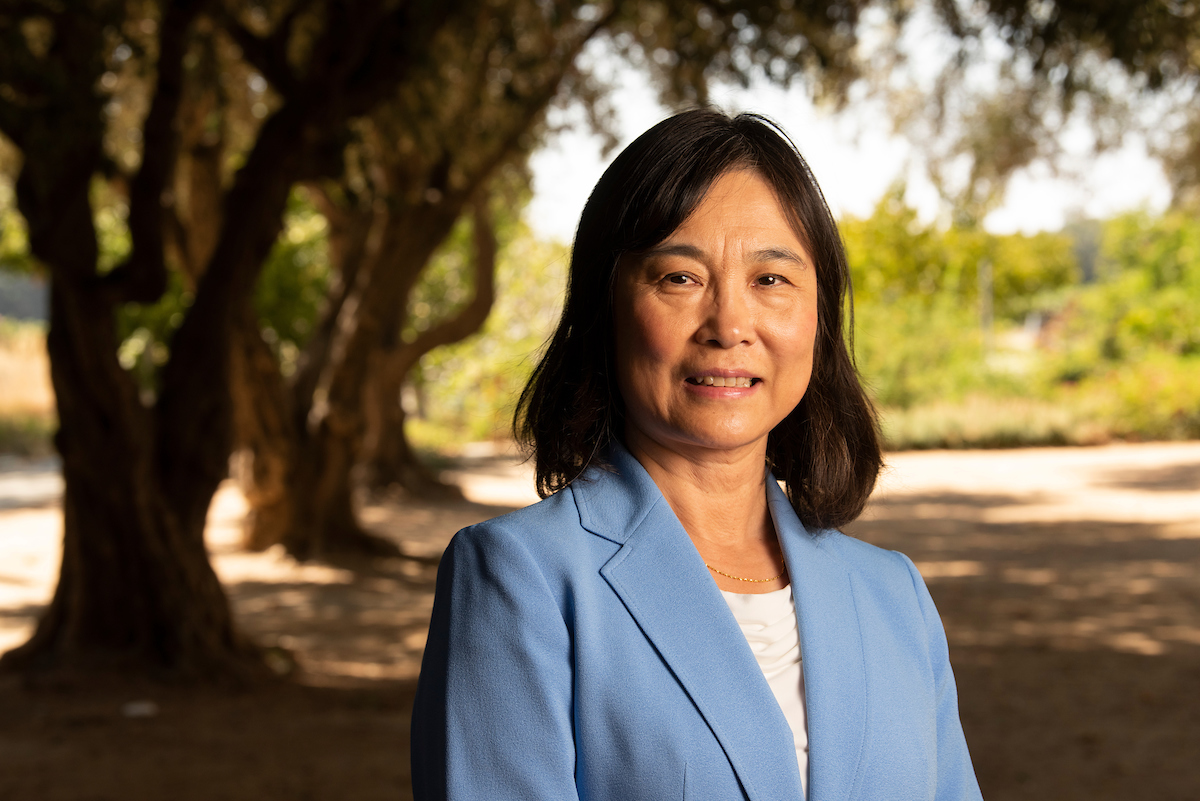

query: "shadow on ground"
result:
(0, 674), (421, 801)
(956, 645), (1200, 801)
(846, 485), (1200, 801)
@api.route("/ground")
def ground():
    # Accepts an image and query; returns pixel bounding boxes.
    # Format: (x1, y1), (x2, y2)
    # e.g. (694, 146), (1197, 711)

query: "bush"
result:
(1085, 352), (1200, 441)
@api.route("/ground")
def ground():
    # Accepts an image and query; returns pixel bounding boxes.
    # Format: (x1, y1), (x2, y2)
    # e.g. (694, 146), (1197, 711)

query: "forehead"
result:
(661, 169), (810, 254)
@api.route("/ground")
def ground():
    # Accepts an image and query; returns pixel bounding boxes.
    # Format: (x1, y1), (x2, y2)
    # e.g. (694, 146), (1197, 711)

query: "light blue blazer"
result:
(412, 445), (983, 801)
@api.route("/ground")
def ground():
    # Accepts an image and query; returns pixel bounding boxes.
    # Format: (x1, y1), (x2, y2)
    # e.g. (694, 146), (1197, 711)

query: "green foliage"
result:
(0, 177), (33, 275)
(841, 195), (1200, 449)
(841, 187), (1076, 321)
(843, 191), (1074, 412)
(116, 271), (192, 393)
(252, 188), (331, 375)
(1085, 353), (1200, 441)
(92, 178), (131, 274)
(853, 295), (991, 409)
(1045, 211), (1200, 381)
(988, 229), (1078, 319)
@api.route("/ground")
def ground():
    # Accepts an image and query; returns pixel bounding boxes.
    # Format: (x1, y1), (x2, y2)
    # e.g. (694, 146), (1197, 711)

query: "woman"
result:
(412, 109), (983, 801)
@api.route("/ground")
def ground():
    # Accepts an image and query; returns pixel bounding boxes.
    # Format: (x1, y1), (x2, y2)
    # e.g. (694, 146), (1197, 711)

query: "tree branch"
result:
(402, 195), (497, 361)
(0, 15), (47, 147)
(101, 0), (206, 303)
(218, 8), (300, 99)
(0, 95), (27, 146)
(341, 0), (471, 117)
(290, 181), (378, 422)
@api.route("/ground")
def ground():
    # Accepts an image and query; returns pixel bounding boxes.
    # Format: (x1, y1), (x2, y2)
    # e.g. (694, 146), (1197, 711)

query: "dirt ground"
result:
(0, 442), (1198, 800)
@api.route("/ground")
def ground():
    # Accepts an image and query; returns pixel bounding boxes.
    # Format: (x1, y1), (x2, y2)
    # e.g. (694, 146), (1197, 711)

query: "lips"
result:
(685, 376), (760, 388)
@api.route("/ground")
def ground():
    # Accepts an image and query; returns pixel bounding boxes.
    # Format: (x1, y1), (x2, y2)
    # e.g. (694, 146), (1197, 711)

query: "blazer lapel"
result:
(575, 446), (805, 801)
(769, 483), (868, 801)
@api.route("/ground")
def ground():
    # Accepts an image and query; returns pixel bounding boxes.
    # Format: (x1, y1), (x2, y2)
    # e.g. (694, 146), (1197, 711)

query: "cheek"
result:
(616, 300), (681, 379)
(771, 299), (819, 355)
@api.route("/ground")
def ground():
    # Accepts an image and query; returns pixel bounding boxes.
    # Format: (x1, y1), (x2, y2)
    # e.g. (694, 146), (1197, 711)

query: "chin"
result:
(678, 429), (771, 454)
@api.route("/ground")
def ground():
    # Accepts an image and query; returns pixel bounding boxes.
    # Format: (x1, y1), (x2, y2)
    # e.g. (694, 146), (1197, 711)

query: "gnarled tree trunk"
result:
(0, 3), (260, 678)
(281, 201), (465, 559)
(230, 306), (297, 552)
(361, 197), (498, 497)
(6, 283), (257, 677)
(0, 0), (463, 676)
(234, 2), (610, 559)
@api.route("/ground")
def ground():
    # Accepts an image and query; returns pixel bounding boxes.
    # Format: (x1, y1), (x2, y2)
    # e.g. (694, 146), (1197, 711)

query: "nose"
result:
(696, 284), (753, 348)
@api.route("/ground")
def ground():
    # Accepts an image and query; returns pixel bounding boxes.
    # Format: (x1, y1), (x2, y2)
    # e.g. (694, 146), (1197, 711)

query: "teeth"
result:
(694, 376), (754, 388)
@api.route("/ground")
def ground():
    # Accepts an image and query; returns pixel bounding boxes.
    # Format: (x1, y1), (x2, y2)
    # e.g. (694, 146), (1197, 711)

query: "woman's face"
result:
(613, 169), (819, 463)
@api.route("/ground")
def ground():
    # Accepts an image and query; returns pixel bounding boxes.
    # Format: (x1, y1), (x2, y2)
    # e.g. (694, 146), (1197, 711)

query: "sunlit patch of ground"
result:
(850, 443), (1200, 658)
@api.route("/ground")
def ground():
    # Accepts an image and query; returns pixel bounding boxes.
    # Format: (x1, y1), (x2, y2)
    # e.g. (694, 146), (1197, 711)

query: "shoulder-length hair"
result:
(515, 108), (882, 530)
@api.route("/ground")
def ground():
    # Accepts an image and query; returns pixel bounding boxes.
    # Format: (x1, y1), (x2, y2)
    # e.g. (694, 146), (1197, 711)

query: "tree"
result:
(0, 0), (889, 675)
(884, 0), (1200, 225)
(231, 0), (887, 558)
(0, 0), (466, 678)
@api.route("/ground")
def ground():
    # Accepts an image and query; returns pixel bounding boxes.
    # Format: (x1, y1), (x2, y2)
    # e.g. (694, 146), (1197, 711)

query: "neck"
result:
(622, 427), (772, 550)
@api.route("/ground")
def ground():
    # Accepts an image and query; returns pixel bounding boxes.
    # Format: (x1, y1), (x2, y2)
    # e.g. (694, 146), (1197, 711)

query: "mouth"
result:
(685, 376), (761, 388)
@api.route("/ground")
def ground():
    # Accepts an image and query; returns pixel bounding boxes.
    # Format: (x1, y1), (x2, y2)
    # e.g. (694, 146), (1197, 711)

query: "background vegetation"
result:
(3, 182), (1198, 455)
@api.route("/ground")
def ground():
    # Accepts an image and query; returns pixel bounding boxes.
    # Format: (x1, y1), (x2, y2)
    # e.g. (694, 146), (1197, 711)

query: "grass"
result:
(0, 412), (55, 456)
(880, 395), (1110, 451)
(0, 318), (56, 455)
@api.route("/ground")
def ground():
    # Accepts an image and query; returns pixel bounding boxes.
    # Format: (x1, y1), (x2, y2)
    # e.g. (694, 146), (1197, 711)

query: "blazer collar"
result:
(575, 445), (802, 800)
(768, 484), (868, 801)
(572, 444), (867, 801)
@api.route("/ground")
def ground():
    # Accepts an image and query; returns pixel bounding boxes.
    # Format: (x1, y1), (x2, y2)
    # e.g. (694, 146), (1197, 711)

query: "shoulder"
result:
(448, 485), (582, 556)
(812, 529), (932, 615)
(441, 483), (610, 591)
(817, 528), (919, 576)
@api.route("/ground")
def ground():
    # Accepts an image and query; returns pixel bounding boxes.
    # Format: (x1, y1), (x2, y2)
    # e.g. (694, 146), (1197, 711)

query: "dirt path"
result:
(1, 443), (1198, 800)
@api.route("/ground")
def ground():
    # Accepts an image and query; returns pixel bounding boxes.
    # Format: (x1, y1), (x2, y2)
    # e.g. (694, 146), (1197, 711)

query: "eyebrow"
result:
(641, 242), (809, 266)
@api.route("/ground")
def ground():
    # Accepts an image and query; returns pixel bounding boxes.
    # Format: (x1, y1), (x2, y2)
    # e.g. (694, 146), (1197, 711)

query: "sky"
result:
(526, 52), (1173, 245)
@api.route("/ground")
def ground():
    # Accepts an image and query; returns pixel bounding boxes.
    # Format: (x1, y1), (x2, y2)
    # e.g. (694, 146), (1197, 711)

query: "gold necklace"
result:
(705, 563), (786, 583)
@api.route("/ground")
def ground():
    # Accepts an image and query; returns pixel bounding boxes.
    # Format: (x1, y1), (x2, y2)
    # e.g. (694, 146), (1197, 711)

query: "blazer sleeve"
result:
(899, 553), (985, 801)
(411, 522), (579, 801)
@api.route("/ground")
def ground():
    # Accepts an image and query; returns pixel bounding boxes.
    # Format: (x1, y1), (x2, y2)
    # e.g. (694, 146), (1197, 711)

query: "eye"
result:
(756, 274), (787, 286)
(664, 273), (695, 285)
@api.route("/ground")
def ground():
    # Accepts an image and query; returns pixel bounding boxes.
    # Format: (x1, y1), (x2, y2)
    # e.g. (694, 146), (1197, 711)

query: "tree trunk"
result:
(1, 276), (260, 679)
(360, 353), (461, 499)
(362, 197), (498, 497)
(0, 3), (264, 679)
(281, 203), (463, 559)
(236, 4), (599, 558)
(233, 187), (377, 553)
(230, 307), (297, 551)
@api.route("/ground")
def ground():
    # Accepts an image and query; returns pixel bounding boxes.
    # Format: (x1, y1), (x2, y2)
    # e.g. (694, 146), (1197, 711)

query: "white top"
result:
(721, 585), (808, 797)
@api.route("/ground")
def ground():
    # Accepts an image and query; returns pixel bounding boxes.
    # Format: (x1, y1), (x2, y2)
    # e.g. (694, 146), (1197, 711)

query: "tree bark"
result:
(281, 204), (463, 559)
(0, 2), (266, 680)
(230, 306), (297, 552)
(362, 197), (498, 497)
(233, 187), (379, 553)
(2, 175), (259, 679)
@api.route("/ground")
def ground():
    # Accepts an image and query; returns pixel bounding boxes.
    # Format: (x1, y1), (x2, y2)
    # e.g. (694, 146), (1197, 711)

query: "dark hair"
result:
(515, 108), (882, 530)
